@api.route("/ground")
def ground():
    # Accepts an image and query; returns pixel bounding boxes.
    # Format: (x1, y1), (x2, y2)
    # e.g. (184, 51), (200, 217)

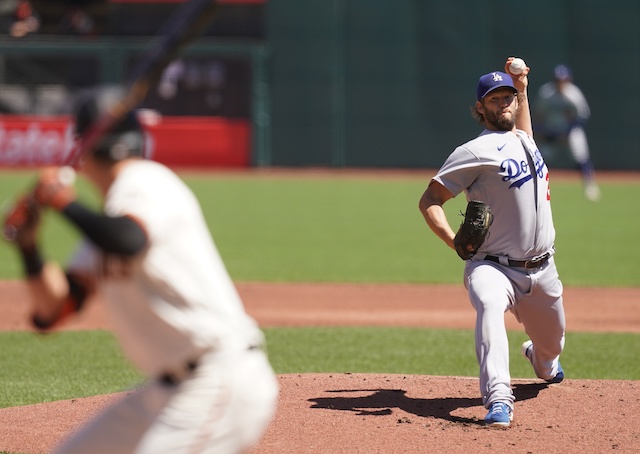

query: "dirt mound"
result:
(2, 375), (638, 454)
(0, 281), (638, 453)
(253, 374), (639, 454)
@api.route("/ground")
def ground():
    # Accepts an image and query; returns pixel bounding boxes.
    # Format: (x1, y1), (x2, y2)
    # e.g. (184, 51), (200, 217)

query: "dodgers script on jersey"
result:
(433, 129), (555, 260)
(68, 160), (263, 377)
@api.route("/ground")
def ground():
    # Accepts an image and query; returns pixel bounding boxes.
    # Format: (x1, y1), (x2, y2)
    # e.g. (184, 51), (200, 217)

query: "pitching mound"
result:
(1, 374), (638, 453)
(0, 281), (639, 453)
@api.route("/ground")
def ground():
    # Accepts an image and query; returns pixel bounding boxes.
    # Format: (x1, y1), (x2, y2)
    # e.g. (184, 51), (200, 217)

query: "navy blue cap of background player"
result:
(554, 64), (572, 81)
(476, 71), (518, 100)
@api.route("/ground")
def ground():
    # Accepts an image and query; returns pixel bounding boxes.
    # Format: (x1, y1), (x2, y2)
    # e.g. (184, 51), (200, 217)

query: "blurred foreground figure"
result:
(5, 86), (278, 454)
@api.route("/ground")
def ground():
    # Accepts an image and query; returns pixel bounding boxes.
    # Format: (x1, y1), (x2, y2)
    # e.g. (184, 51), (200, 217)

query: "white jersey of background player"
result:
(10, 87), (278, 453)
(419, 59), (566, 427)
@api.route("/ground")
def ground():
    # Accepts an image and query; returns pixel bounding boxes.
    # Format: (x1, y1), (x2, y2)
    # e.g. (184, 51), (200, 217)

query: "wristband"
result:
(19, 244), (44, 277)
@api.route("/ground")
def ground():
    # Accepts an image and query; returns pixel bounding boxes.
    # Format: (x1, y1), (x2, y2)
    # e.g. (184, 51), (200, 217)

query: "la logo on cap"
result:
(476, 70), (517, 100)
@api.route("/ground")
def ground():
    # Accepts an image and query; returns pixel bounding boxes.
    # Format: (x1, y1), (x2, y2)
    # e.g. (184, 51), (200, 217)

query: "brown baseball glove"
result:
(453, 200), (493, 260)
(2, 194), (41, 246)
(3, 166), (76, 246)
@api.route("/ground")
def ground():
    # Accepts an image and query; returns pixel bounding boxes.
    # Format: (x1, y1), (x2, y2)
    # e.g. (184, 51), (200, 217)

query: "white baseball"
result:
(57, 166), (76, 186)
(509, 58), (526, 75)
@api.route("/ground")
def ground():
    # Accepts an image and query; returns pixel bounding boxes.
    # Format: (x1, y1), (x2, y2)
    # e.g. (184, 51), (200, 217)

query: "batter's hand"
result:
(33, 167), (77, 211)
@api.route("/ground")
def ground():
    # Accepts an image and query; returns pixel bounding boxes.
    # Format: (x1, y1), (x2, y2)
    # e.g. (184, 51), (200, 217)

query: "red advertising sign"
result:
(0, 116), (75, 166)
(0, 115), (250, 168)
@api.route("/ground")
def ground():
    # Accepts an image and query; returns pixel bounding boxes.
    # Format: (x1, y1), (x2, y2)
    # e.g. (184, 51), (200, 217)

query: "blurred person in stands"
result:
(29, 0), (106, 35)
(0, 0), (39, 37)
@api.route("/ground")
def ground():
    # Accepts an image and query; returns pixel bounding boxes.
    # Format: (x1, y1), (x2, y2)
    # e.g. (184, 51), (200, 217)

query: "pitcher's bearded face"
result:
(484, 108), (516, 131)
(479, 90), (518, 132)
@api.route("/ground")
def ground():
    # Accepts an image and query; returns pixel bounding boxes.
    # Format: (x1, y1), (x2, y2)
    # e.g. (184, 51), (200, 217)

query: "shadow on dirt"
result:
(308, 382), (549, 425)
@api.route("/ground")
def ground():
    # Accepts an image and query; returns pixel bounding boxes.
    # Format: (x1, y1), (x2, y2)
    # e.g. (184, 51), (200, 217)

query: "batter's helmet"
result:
(74, 86), (145, 162)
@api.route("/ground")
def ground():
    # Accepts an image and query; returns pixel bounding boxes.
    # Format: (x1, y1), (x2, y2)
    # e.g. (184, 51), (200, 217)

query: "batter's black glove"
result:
(453, 200), (493, 260)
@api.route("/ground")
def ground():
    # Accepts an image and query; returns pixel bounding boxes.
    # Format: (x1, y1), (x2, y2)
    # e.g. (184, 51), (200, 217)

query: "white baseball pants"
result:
(464, 257), (566, 409)
(53, 347), (278, 454)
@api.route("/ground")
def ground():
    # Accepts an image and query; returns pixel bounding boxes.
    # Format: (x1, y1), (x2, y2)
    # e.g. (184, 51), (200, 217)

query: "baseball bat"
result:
(71, 0), (220, 164)
(3, 0), (220, 240)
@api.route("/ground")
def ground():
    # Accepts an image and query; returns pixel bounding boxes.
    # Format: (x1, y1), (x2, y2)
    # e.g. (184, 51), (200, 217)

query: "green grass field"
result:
(0, 169), (638, 409)
(1, 327), (638, 408)
(1, 170), (638, 286)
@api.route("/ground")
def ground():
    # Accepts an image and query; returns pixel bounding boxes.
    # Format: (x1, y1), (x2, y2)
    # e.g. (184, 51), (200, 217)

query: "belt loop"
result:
(498, 256), (509, 266)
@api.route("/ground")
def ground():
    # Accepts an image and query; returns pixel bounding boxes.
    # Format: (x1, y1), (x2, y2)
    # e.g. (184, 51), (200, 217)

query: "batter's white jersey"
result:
(68, 160), (263, 377)
(433, 129), (556, 260)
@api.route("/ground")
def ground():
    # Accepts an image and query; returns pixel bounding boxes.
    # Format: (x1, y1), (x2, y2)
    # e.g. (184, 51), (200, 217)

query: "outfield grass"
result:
(0, 331), (141, 408)
(1, 170), (638, 286)
(0, 169), (637, 410)
(1, 327), (638, 409)
(265, 327), (640, 380)
(185, 175), (640, 286)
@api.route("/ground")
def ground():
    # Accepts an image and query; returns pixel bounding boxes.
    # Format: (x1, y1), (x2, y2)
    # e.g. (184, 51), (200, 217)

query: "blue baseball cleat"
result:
(484, 402), (513, 427)
(522, 340), (564, 384)
(546, 361), (564, 384)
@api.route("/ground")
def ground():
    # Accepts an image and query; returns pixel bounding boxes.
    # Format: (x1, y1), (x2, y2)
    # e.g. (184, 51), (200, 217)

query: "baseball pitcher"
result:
(419, 57), (566, 427)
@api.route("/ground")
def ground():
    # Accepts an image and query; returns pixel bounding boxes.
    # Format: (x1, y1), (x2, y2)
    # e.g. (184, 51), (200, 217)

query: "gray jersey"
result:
(434, 129), (555, 259)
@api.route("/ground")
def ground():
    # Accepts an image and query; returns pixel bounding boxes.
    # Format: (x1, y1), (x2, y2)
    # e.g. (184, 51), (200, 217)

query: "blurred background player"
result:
(4, 86), (278, 453)
(534, 64), (601, 201)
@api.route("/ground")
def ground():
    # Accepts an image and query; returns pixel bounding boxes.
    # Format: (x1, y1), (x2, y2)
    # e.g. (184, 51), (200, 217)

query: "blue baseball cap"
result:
(554, 64), (572, 81)
(476, 71), (517, 100)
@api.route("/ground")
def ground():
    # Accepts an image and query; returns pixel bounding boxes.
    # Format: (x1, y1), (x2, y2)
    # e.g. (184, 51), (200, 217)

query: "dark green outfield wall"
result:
(266, 0), (640, 170)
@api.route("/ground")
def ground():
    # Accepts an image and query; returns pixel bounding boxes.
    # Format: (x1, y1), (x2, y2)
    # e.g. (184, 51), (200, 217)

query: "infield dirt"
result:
(0, 281), (638, 453)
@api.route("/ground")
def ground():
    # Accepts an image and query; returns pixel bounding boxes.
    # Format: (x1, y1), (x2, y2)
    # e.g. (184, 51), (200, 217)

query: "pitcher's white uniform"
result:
(54, 160), (278, 454)
(432, 128), (565, 409)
